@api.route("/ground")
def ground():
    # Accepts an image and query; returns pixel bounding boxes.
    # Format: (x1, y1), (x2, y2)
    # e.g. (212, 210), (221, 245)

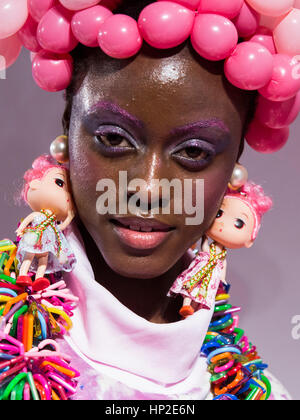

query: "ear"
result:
(29, 179), (41, 191)
(245, 239), (254, 249)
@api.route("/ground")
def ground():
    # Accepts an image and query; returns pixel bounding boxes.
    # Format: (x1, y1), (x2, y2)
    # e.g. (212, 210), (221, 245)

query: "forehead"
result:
(72, 43), (252, 139)
(43, 168), (67, 180)
(223, 197), (253, 217)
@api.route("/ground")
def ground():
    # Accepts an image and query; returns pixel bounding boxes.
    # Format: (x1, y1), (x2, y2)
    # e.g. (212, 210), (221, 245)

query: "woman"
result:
(0, 0), (297, 400)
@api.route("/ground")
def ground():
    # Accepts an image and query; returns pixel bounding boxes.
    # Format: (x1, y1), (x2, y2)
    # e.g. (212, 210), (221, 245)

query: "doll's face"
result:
(206, 196), (256, 249)
(26, 168), (73, 221)
(68, 43), (255, 279)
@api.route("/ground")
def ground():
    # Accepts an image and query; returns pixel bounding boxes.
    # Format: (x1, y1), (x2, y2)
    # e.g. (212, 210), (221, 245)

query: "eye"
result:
(172, 139), (215, 171)
(94, 125), (137, 156)
(234, 219), (245, 229)
(216, 209), (224, 219)
(55, 178), (65, 188)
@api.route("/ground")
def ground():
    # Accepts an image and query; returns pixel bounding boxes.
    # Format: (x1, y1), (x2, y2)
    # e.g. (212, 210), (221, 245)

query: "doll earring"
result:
(50, 135), (69, 164)
(228, 163), (248, 190)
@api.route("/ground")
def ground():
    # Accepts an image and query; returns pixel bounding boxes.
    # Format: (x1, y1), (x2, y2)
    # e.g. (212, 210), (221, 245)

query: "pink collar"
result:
(64, 224), (214, 387)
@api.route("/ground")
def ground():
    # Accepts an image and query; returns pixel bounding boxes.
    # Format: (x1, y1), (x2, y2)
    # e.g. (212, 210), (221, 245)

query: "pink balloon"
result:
(259, 54), (300, 101)
(37, 4), (78, 54)
(246, 0), (294, 17)
(167, 0), (200, 9)
(295, 0), (300, 8)
(255, 93), (300, 128)
(18, 15), (41, 53)
(138, 1), (195, 49)
(59, 0), (99, 11)
(250, 30), (276, 54)
(32, 50), (73, 91)
(274, 9), (300, 56)
(72, 5), (112, 47)
(0, 34), (22, 70)
(198, 0), (244, 19)
(98, 14), (142, 59)
(28, 0), (57, 22)
(0, 0), (28, 40)
(246, 119), (289, 153)
(232, 3), (259, 38)
(225, 42), (273, 90)
(191, 14), (238, 61)
(259, 13), (287, 31)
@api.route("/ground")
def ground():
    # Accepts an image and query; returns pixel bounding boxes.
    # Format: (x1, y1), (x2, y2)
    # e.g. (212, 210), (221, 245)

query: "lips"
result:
(110, 217), (175, 250)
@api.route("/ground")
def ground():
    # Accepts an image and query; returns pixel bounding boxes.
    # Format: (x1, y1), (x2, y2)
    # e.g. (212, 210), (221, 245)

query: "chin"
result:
(102, 250), (180, 280)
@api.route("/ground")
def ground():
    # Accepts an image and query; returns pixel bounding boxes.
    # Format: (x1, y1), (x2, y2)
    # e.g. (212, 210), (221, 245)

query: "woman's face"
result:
(69, 43), (253, 279)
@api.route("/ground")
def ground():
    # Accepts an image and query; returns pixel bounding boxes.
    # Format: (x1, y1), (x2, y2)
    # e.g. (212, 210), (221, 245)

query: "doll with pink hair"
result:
(16, 155), (76, 292)
(168, 181), (273, 318)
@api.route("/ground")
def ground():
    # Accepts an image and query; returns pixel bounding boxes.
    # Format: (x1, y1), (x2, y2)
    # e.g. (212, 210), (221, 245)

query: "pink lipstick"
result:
(110, 217), (175, 250)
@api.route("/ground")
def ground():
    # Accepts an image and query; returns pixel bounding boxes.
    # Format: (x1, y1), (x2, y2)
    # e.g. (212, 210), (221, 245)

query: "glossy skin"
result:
(68, 42), (254, 323)
(207, 196), (256, 250)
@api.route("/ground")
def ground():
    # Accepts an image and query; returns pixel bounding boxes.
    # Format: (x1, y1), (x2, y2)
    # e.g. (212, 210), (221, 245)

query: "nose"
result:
(127, 152), (168, 214)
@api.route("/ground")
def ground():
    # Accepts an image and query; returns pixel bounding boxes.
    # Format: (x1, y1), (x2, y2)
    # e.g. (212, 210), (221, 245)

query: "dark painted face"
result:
(68, 43), (253, 279)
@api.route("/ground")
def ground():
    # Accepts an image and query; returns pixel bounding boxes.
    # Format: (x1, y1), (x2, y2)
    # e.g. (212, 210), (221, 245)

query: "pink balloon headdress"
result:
(1, 0), (300, 153)
(225, 181), (273, 240)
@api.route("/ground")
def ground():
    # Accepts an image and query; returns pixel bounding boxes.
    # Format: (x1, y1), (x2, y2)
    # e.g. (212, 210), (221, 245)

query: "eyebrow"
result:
(88, 101), (145, 130)
(170, 119), (230, 137)
(241, 213), (249, 219)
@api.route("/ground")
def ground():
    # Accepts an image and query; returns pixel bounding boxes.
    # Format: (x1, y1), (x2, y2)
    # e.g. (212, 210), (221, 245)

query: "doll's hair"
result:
(21, 155), (66, 204)
(225, 182), (273, 240)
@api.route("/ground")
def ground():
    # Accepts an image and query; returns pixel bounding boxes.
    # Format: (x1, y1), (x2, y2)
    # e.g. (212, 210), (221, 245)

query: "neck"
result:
(78, 223), (184, 324)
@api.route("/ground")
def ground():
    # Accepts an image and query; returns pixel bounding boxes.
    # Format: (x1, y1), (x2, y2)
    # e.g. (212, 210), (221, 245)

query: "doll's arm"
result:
(201, 236), (210, 253)
(59, 209), (75, 231)
(220, 258), (228, 285)
(16, 212), (40, 236)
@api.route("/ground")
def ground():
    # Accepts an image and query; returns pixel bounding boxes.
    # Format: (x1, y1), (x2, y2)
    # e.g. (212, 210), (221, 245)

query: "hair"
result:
(21, 155), (66, 203)
(225, 182), (273, 240)
(62, 0), (257, 159)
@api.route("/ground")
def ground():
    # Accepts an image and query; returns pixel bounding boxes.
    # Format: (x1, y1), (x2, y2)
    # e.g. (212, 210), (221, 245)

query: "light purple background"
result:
(1, 49), (299, 399)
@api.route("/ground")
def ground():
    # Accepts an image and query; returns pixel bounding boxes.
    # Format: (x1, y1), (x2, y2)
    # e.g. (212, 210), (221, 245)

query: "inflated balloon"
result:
(273, 9), (300, 56)
(246, 119), (289, 153)
(138, 1), (195, 49)
(59, 0), (100, 11)
(0, 0), (28, 40)
(72, 6), (113, 47)
(98, 15), (142, 59)
(246, 0), (294, 17)
(0, 34), (22, 71)
(259, 54), (300, 101)
(37, 4), (78, 54)
(259, 13), (286, 31)
(295, 0), (300, 8)
(255, 93), (300, 128)
(18, 15), (41, 53)
(32, 51), (73, 91)
(232, 2), (259, 37)
(191, 14), (238, 61)
(250, 30), (276, 54)
(168, 0), (200, 9)
(198, 0), (244, 19)
(225, 42), (273, 90)
(28, 0), (56, 23)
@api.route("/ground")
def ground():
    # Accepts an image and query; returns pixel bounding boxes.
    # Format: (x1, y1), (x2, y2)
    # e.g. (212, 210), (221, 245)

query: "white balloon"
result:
(0, 0), (28, 40)
(246, 0), (294, 17)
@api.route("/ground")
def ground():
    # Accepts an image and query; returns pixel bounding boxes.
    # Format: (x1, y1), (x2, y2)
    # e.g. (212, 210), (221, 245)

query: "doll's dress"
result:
(16, 210), (76, 274)
(168, 243), (227, 310)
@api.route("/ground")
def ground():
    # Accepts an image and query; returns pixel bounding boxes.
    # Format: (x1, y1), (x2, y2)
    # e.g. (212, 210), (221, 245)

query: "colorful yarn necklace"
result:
(0, 238), (270, 400)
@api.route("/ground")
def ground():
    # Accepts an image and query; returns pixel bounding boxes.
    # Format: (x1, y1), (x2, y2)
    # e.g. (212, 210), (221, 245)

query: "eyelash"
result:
(94, 126), (216, 170)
